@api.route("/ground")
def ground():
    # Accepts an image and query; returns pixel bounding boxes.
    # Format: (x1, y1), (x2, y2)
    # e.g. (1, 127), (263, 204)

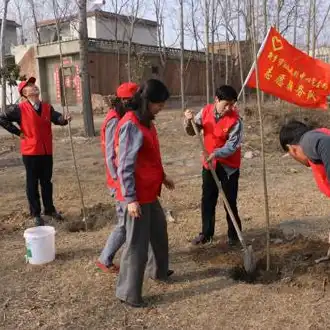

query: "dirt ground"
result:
(1, 105), (330, 329)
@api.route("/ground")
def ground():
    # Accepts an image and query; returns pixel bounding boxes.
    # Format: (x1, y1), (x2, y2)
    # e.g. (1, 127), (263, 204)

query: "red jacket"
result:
(308, 128), (330, 197)
(201, 104), (241, 169)
(20, 101), (52, 155)
(100, 109), (120, 190)
(115, 111), (164, 204)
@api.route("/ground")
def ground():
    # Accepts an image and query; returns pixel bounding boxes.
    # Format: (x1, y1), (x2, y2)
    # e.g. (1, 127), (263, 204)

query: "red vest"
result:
(308, 128), (330, 198)
(201, 104), (241, 169)
(100, 109), (120, 190)
(115, 111), (164, 204)
(20, 101), (52, 155)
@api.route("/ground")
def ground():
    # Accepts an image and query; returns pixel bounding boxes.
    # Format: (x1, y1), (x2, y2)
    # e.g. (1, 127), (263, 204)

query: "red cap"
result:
(116, 82), (138, 98)
(18, 77), (36, 95)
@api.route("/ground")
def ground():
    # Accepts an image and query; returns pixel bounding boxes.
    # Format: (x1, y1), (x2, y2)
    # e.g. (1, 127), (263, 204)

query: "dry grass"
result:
(1, 105), (330, 329)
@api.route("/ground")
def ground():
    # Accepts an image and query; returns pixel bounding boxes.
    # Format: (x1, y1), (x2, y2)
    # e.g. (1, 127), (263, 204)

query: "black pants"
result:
(201, 163), (241, 240)
(22, 155), (56, 217)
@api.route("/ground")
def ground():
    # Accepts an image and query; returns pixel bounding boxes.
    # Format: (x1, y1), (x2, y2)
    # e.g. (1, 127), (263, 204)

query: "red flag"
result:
(246, 27), (330, 109)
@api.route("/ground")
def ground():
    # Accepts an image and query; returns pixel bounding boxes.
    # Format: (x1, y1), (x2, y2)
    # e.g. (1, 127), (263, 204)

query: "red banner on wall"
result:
(75, 65), (81, 102)
(53, 65), (61, 102)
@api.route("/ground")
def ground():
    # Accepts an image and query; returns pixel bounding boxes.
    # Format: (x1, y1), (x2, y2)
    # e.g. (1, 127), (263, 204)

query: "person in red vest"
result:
(280, 120), (330, 197)
(96, 82), (138, 273)
(184, 85), (243, 246)
(0, 77), (71, 226)
(115, 79), (174, 308)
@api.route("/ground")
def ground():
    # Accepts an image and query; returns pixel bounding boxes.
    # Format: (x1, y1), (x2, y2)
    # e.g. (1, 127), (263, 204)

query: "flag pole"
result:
(237, 27), (273, 101)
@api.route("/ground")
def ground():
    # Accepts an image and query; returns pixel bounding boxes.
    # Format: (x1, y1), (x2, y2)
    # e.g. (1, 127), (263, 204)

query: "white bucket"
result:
(24, 226), (56, 265)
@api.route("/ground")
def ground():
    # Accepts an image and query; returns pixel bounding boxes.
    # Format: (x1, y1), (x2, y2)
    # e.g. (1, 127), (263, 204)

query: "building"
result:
(0, 19), (20, 55)
(15, 11), (241, 107)
(37, 10), (157, 46)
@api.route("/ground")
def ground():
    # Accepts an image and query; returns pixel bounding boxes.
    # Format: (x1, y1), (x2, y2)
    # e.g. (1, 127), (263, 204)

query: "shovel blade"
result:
(243, 245), (257, 274)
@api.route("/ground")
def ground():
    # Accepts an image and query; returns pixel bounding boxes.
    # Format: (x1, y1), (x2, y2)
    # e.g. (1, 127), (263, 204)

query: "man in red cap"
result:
(0, 77), (71, 226)
(96, 82), (139, 273)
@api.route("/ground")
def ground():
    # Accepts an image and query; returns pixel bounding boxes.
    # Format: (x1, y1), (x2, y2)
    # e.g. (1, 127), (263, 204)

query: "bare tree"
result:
(153, 0), (167, 78)
(78, 0), (95, 136)
(210, 0), (217, 95)
(122, 0), (143, 82)
(306, 0), (312, 53)
(188, 0), (201, 51)
(13, 0), (25, 44)
(97, 0), (129, 84)
(27, 0), (41, 43)
(236, 1), (246, 106)
(311, 0), (316, 57)
(204, 0), (210, 103)
(293, 0), (299, 45)
(250, 0), (271, 271)
(51, 0), (88, 229)
(0, 0), (10, 113)
(179, 0), (185, 110)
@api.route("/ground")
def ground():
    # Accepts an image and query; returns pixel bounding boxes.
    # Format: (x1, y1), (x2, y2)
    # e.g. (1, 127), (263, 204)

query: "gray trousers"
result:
(99, 201), (126, 267)
(116, 199), (169, 305)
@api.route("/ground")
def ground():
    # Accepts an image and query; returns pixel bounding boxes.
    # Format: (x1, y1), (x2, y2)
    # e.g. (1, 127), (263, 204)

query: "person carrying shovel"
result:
(0, 77), (71, 226)
(96, 82), (138, 273)
(184, 85), (243, 247)
(115, 79), (175, 308)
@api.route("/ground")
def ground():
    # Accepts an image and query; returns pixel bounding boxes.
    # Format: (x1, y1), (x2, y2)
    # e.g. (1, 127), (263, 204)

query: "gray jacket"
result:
(184, 107), (243, 176)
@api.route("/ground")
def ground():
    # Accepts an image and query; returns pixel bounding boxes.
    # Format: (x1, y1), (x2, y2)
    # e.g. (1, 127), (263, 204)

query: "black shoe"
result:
(228, 237), (239, 247)
(191, 234), (212, 245)
(167, 269), (174, 277)
(45, 211), (64, 221)
(119, 299), (147, 308)
(35, 216), (45, 226)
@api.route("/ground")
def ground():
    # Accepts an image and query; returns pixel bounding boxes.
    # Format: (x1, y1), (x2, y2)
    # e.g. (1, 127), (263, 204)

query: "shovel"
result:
(190, 119), (256, 274)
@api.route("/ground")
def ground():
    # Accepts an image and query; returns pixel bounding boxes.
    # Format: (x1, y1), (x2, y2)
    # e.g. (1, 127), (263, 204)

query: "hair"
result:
(128, 79), (170, 126)
(279, 120), (312, 151)
(109, 96), (130, 118)
(215, 85), (238, 102)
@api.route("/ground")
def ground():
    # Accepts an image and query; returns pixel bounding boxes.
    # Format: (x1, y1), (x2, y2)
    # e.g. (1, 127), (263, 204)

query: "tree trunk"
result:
(237, 4), (246, 106)
(191, 0), (199, 52)
(204, 0), (210, 103)
(306, 0), (312, 54)
(0, 0), (10, 113)
(210, 0), (215, 95)
(127, 39), (132, 82)
(311, 0), (316, 57)
(293, 0), (299, 46)
(180, 0), (185, 111)
(28, 0), (41, 43)
(250, 0), (271, 271)
(78, 0), (95, 137)
(276, 0), (281, 29)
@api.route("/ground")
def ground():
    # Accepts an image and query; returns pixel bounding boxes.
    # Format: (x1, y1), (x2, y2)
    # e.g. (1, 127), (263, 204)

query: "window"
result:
(151, 66), (159, 75)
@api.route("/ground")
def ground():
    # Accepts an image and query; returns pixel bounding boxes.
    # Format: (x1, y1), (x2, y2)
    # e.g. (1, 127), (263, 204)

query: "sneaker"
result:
(35, 216), (45, 226)
(95, 261), (120, 273)
(191, 233), (212, 245)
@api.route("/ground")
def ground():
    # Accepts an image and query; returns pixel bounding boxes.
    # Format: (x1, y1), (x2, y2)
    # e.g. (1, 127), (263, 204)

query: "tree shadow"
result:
(146, 276), (233, 306)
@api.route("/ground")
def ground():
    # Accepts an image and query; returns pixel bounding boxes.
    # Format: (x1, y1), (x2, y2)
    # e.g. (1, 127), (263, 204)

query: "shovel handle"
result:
(190, 119), (247, 250)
